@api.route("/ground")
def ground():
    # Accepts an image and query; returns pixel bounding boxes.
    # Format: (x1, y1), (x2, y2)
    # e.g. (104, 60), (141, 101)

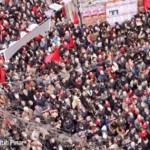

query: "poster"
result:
(82, 14), (106, 26)
(80, 3), (106, 17)
(106, 0), (138, 25)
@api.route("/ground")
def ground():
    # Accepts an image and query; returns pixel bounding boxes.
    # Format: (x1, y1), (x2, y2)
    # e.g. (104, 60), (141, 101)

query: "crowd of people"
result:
(0, 0), (49, 50)
(0, 0), (150, 150)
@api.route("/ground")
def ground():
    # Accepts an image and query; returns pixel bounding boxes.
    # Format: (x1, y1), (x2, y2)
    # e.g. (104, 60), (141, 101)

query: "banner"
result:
(3, 19), (51, 61)
(82, 14), (106, 26)
(106, 0), (137, 25)
(49, 3), (62, 11)
(80, 3), (106, 17)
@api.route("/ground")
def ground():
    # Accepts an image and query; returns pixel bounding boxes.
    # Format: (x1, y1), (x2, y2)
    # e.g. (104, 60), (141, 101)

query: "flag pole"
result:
(72, 0), (82, 27)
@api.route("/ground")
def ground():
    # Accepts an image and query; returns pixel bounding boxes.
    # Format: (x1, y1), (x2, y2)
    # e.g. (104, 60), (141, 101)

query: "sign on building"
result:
(106, 0), (138, 25)
(80, 3), (106, 17)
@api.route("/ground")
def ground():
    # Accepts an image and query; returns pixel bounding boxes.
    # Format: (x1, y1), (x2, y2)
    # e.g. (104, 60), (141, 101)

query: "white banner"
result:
(49, 3), (62, 11)
(106, 0), (137, 26)
(80, 3), (106, 17)
(4, 19), (51, 61)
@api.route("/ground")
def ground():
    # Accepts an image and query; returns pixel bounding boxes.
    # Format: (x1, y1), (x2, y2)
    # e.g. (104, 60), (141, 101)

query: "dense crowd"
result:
(0, 0), (49, 50)
(0, 0), (150, 150)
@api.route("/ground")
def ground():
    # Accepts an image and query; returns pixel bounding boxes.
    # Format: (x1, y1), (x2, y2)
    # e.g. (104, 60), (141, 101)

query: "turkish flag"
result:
(73, 11), (79, 24)
(143, 0), (150, 11)
(44, 46), (60, 63)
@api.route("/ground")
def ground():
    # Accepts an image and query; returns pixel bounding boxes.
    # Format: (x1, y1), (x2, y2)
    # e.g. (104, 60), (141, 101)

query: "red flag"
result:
(143, 0), (150, 11)
(73, 11), (79, 24)
(44, 46), (60, 63)
(69, 35), (75, 48)
(62, 3), (66, 17)
(0, 67), (6, 84)
(51, 46), (60, 61)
